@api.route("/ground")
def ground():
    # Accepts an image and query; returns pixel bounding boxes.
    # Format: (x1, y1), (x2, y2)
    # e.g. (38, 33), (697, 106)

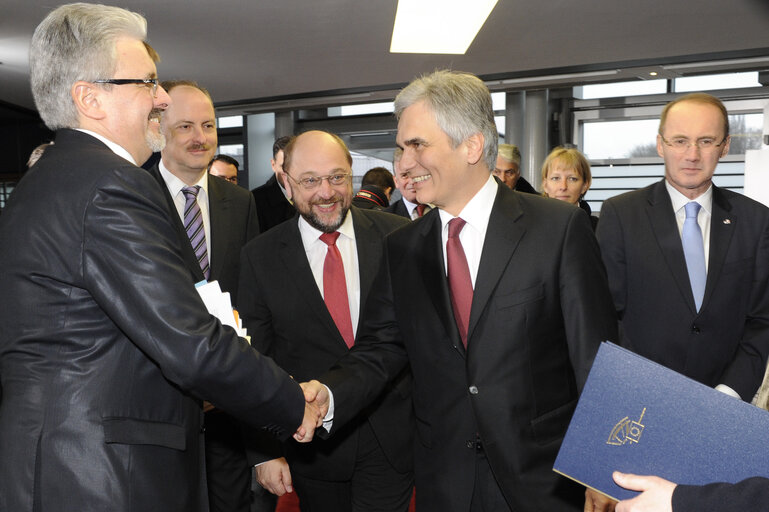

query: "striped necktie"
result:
(182, 186), (210, 280)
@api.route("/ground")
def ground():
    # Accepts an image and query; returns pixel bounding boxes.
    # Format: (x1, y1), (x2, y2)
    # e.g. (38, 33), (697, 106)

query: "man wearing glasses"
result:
(208, 154), (241, 185)
(238, 130), (414, 511)
(590, 92), (769, 510)
(0, 5), (317, 512)
(145, 80), (259, 512)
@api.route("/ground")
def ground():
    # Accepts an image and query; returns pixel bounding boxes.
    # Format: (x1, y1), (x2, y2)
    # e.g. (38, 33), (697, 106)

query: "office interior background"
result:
(2, 0), (769, 213)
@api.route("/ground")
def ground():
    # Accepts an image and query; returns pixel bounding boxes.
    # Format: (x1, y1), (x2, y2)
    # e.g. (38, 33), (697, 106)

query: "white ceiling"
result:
(3, 0), (769, 114)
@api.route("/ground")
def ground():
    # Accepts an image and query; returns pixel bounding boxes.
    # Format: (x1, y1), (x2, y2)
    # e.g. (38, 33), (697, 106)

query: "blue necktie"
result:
(682, 201), (706, 311)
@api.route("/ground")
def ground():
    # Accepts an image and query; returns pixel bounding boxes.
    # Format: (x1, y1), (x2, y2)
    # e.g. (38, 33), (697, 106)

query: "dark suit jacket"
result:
(596, 179), (769, 400)
(146, 163), (259, 301)
(251, 174), (295, 233)
(673, 477), (769, 511)
(384, 198), (411, 219)
(322, 183), (618, 512)
(0, 130), (304, 512)
(514, 175), (538, 194)
(238, 207), (412, 480)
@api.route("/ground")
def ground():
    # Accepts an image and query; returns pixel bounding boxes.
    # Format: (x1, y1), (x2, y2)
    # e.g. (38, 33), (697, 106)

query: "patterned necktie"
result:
(447, 218), (473, 347)
(682, 201), (706, 311)
(416, 204), (427, 217)
(181, 186), (210, 280)
(319, 231), (354, 348)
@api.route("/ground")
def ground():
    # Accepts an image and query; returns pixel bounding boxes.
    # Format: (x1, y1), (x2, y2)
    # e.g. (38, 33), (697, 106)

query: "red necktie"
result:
(319, 232), (355, 348)
(416, 204), (427, 217)
(447, 218), (473, 347)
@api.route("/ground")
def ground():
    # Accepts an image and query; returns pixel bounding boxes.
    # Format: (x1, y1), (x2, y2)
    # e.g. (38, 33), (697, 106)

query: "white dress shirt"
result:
(158, 161), (212, 259)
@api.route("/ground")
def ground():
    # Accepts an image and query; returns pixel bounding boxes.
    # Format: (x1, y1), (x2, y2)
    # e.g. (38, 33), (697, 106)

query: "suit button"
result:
(469, 385), (478, 395)
(466, 440), (475, 449)
(200, 426), (206, 434)
(692, 325), (701, 334)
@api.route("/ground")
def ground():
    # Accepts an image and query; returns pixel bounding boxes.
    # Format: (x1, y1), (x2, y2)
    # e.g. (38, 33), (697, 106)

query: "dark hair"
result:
(361, 167), (395, 191)
(273, 136), (292, 158)
(207, 154), (240, 172)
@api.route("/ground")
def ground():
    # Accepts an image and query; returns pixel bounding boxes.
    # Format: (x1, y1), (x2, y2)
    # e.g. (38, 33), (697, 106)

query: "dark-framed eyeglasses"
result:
(92, 78), (159, 97)
(285, 172), (351, 190)
(660, 136), (728, 153)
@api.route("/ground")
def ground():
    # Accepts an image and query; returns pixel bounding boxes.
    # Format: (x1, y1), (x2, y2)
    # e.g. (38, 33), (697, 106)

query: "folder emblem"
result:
(607, 407), (646, 446)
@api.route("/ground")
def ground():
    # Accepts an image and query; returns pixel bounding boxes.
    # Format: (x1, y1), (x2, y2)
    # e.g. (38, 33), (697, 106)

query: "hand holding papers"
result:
(194, 280), (248, 340)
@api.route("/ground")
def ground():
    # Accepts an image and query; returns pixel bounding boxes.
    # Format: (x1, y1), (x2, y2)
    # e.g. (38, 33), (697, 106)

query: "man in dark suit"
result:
(252, 135), (296, 232)
(384, 147), (428, 219)
(146, 80), (260, 512)
(0, 5), (319, 512)
(613, 472), (769, 512)
(303, 70), (618, 512)
(239, 130), (413, 511)
(596, 93), (769, 402)
(494, 143), (537, 194)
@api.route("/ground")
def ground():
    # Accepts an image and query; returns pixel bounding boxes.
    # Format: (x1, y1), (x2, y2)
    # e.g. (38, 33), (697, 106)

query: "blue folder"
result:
(553, 342), (769, 501)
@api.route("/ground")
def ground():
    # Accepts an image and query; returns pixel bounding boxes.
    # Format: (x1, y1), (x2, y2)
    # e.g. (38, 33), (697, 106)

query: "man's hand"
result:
(255, 457), (293, 496)
(585, 488), (617, 512)
(293, 380), (330, 442)
(613, 472), (675, 512)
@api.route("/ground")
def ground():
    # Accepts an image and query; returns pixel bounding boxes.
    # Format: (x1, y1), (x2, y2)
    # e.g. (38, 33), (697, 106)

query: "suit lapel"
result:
(646, 180), (697, 313)
(280, 220), (349, 349)
(702, 186), (734, 309)
(418, 211), (465, 355)
(468, 187), (525, 342)
(207, 175), (229, 281)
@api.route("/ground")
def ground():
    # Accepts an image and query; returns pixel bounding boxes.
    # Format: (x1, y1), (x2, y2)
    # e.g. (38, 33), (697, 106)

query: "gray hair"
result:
(30, 3), (148, 130)
(394, 70), (498, 171)
(497, 144), (521, 166)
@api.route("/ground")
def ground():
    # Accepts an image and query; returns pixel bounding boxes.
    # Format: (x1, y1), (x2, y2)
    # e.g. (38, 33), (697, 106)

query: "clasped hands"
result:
(293, 380), (330, 442)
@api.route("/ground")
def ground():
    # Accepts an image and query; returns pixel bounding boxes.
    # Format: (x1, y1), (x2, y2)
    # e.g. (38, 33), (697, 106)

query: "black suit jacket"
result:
(0, 130), (303, 512)
(322, 183), (618, 512)
(238, 207), (412, 480)
(596, 180), (769, 400)
(673, 477), (769, 511)
(251, 174), (295, 233)
(146, 163), (259, 301)
(384, 198), (412, 219)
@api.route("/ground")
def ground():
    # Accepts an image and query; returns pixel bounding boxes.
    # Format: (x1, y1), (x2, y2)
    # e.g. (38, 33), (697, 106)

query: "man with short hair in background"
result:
(494, 143), (537, 194)
(145, 79), (260, 512)
(208, 154), (240, 184)
(384, 147), (428, 219)
(252, 135), (296, 232)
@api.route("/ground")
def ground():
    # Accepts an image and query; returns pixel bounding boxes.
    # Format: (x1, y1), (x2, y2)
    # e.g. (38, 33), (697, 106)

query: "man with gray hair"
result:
(494, 143), (537, 194)
(0, 4), (319, 512)
(304, 70), (617, 511)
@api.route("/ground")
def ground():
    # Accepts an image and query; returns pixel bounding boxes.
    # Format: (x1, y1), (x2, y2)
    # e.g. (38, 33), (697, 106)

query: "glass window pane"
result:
(491, 92), (506, 111)
(577, 80), (668, 100)
(582, 119), (660, 159)
(217, 115), (243, 128)
(727, 113), (763, 155)
(216, 144), (244, 168)
(495, 115), (505, 138)
(674, 72), (760, 93)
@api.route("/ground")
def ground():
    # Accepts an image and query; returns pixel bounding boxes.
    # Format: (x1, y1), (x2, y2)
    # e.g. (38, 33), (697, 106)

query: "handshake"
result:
(292, 380), (330, 443)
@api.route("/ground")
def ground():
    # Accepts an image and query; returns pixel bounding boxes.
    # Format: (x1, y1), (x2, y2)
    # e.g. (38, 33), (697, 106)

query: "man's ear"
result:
(280, 172), (294, 201)
(464, 133), (484, 165)
(72, 81), (106, 121)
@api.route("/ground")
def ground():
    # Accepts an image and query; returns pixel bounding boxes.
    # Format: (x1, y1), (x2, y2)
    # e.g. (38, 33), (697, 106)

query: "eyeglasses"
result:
(660, 136), (727, 153)
(93, 78), (159, 97)
(285, 172), (351, 190)
(212, 175), (238, 184)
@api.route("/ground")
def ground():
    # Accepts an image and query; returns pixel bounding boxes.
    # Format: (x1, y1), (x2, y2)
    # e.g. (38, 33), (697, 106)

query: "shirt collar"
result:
(76, 129), (136, 166)
(159, 159), (209, 196)
(298, 207), (356, 248)
(438, 174), (498, 232)
(665, 180), (713, 215)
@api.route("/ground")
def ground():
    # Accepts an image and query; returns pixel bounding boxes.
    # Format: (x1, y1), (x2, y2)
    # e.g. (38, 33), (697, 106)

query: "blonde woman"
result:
(541, 146), (597, 229)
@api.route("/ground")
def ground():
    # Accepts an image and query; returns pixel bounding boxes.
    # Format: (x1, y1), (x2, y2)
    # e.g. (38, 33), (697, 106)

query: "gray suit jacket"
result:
(0, 130), (303, 512)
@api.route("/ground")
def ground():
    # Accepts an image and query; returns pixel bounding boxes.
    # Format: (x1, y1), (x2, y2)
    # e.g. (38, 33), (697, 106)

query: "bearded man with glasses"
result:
(590, 92), (769, 510)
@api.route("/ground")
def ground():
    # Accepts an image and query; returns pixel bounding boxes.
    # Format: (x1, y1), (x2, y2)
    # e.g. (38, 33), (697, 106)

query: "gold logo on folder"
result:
(607, 408), (646, 446)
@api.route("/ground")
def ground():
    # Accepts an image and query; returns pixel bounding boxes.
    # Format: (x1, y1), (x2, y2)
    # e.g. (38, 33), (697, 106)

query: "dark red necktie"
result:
(319, 232), (355, 348)
(416, 204), (427, 217)
(447, 218), (472, 347)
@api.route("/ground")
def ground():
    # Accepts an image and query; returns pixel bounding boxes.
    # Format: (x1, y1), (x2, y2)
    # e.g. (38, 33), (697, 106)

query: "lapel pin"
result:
(723, 219), (731, 225)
